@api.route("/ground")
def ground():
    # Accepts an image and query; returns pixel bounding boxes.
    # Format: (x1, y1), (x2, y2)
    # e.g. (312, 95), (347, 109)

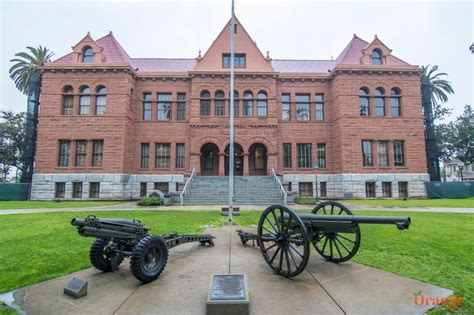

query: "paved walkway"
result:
(0, 201), (473, 215)
(4, 225), (451, 314)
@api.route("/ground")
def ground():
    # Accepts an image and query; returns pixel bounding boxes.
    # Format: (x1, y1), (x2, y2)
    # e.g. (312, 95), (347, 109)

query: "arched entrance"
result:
(225, 143), (244, 176)
(200, 143), (219, 176)
(249, 143), (267, 176)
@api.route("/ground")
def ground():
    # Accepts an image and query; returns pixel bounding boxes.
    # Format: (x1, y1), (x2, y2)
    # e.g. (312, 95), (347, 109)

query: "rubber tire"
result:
(89, 238), (124, 272)
(130, 235), (169, 283)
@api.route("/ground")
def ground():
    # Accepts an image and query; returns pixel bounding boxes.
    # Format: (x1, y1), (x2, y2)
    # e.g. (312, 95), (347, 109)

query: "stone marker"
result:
(63, 277), (88, 298)
(207, 274), (249, 315)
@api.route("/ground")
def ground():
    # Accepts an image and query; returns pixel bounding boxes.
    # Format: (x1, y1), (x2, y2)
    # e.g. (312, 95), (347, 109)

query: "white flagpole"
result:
(228, 0), (235, 223)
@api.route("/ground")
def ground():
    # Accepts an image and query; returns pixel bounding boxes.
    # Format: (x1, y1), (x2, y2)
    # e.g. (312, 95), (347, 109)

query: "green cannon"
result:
(72, 215), (215, 283)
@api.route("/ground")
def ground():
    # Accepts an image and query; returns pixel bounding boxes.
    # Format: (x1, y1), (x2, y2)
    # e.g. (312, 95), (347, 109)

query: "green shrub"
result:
(294, 197), (317, 205)
(137, 196), (163, 206)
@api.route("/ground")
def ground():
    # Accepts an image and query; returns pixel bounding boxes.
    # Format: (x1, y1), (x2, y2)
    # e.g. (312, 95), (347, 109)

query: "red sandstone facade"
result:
(31, 18), (429, 200)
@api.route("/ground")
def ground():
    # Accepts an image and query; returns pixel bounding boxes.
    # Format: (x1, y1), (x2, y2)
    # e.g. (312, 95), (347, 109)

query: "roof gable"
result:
(193, 17), (274, 72)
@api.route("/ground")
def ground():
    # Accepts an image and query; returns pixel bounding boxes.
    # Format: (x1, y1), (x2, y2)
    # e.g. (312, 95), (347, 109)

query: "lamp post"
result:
(313, 160), (319, 203)
(228, 0), (236, 223)
(457, 162), (464, 181)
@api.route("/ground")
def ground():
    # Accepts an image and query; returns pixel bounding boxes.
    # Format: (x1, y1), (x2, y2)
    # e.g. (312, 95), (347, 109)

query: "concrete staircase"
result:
(182, 176), (286, 205)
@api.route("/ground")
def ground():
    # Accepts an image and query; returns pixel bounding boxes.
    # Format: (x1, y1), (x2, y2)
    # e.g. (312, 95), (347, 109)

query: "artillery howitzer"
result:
(237, 202), (411, 278)
(72, 215), (215, 283)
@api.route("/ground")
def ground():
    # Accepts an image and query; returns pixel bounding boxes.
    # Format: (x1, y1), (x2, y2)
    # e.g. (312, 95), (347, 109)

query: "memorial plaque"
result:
(210, 275), (245, 301)
(64, 277), (88, 298)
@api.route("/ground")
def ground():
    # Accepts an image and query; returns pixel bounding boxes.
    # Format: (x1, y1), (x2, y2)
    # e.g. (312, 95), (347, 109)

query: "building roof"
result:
(53, 30), (411, 72)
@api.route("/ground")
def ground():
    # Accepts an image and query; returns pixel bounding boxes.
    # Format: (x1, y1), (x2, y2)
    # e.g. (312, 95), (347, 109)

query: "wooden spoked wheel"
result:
(311, 201), (361, 263)
(257, 205), (310, 278)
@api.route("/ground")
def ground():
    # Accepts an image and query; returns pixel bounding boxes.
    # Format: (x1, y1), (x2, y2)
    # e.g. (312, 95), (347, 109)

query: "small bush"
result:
(137, 196), (163, 206)
(294, 197), (317, 205)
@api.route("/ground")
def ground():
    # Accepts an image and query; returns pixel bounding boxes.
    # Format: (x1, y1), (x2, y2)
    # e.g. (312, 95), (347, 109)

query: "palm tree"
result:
(9, 46), (54, 95)
(421, 65), (454, 106)
(9, 46), (54, 183)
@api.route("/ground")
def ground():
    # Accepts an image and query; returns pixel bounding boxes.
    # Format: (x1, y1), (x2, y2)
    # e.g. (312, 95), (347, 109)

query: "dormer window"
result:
(82, 46), (94, 63)
(222, 53), (246, 68)
(371, 49), (382, 65)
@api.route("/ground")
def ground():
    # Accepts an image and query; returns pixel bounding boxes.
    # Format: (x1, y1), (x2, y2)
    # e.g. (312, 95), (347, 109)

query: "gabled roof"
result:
(133, 58), (196, 72)
(271, 59), (336, 73)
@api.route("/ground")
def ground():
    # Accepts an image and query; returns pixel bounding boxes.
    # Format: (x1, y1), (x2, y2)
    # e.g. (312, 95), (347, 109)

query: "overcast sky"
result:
(1, 0), (472, 121)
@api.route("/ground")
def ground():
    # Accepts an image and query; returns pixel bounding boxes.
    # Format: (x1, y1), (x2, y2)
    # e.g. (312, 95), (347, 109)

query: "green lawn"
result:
(0, 210), (472, 314)
(0, 201), (128, 210)
(343, 197), (474, 208)
(234, 210), (474, 313)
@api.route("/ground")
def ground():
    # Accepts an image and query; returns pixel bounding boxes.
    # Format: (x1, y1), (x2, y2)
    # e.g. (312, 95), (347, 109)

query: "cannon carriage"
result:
(238, 201), (411, 278)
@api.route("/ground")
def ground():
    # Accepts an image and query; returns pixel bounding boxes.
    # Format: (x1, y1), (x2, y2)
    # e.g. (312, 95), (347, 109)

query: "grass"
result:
(343, 197), (474, 208)
(0, 209), (472, 313)
(0, 201), (128, 210)
(234, 210), (474, 314)
(294, 197), (318, 205)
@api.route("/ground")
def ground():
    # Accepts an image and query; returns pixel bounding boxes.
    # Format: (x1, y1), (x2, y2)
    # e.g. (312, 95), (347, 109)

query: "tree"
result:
(421, 65), (455, 181)
(9, 46), (54, 183)
(0, 111), (26, 182)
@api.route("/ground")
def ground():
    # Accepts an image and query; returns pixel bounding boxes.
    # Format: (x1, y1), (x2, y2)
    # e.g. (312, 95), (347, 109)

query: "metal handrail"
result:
(271, 168), (287, 206)
(180, 168), (196, 205)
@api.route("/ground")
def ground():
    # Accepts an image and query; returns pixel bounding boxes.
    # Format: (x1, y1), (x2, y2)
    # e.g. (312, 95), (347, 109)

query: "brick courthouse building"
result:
(31, 19), (429, 200)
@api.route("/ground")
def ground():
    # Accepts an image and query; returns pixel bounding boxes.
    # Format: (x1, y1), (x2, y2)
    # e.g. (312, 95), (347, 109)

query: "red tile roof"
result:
(53, 32), (410, 72)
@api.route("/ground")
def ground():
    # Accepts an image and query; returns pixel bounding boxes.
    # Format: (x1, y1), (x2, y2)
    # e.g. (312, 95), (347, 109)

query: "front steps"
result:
(182, 176), (287, 205)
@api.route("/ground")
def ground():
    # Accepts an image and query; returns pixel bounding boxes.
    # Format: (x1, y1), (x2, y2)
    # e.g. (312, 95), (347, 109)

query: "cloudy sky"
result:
(0, 0), (472, 121)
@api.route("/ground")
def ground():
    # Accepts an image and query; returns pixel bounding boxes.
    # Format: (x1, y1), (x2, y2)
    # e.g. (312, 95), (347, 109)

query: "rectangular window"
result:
(299, 182), (313, 197)
(382, 182), (392, 197)
(58, 140), (70, 167)
(155, 143), (171, 168)
(200, 98), (211, 116)
(317, 144), (326, 168)
(140, 182), (147, 197)
(75, 140), (87, 167)
(143, 92), (152, 120)
(72, 182), (83, 198)
(320, 182), (327, 197)
(215, 98), (225, 116)
(222, 53), (246, 68)
(141, 143), (150, 168)
(177, 93), (186, 121)
(315, 94), (324, 121)
(297, 143), (312, 168)
(282, 94), (290, 121)
(55, 182), (65, 198)
(362, 140), (373, 167)
(154, 182), (169, 193)
(62, 95), (73, 115)
(390, 96), (401, 117)
(377, 141), (389, 167)
(92, 140), (103, 167)
(79, 95), (90, 115)
(157, 93), (172, 121)
(295, 94), (310, 121)
(394, 140), (405, 166)
(365, 182), (375, 198)
(398, 182), (408, 198)
(176, 143), (185, 168)
(375, 96), (385, 116)
(96, 95), (106, 115)
(89, 182), (100, 198)
(283, 143), (292, 168)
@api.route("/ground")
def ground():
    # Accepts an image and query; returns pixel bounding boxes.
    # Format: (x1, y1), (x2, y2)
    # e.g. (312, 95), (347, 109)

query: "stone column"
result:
(267, 152), (278, 174)
(190, 153), (200, 174)
(219, 153), (225, 176)
(243, 153), (249, 176)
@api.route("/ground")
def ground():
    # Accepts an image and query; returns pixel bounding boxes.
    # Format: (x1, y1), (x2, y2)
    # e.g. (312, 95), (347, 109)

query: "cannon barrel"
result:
(71, 217), (150, 233)
(77, 226), (140, 240)
(298, 214), (411, 230)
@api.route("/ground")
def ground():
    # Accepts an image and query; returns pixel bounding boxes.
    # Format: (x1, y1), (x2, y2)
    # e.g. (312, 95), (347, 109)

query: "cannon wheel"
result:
(311, 201), (361, 263)
(89, 238), (124, 272)
(130, 235), (169, 283)
(258, 205), (310, 278)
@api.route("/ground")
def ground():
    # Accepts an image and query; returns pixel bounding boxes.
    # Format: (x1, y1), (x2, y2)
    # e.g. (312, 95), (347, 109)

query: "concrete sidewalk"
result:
(6, 225), (451, 315)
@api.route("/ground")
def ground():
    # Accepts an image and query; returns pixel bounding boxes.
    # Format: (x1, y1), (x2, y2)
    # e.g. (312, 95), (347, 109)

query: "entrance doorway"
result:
(225, 143), (244, 176)
(249, 143), (267, 176)
(200, 143), (219, 176)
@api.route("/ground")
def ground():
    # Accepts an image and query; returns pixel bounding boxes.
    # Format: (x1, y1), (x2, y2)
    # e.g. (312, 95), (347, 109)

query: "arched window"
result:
(229, 90), (239, 117)
(359, 87), (370, 116)
(243, 91), (253, 117)
(61, 85), (74, 115)
(200, 90), (211, 116)
(215, 90), (225, 116)
(82, 46), (94, 63)
(95, 85), (107, 115)
(374, 87), (385, 117)
(257, 91), (268, 117)
(390, 87), (402, 117)
(79, 85), (91, 115)
(371, 49), (382, 65)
